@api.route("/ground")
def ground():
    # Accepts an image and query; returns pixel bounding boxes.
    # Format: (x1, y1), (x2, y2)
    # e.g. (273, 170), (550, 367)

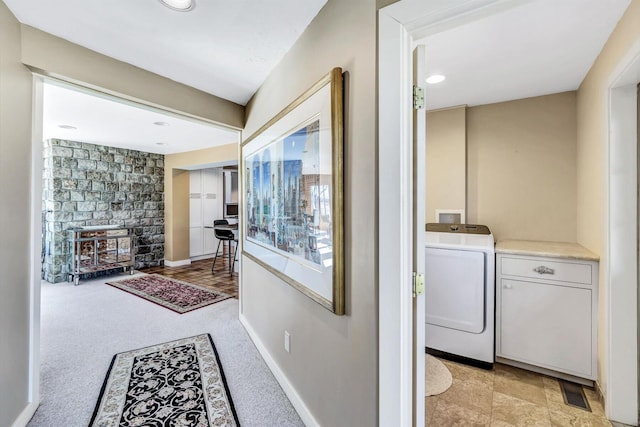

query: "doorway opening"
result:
(379, 1), (639, 425)
(29, 74), (242, 419)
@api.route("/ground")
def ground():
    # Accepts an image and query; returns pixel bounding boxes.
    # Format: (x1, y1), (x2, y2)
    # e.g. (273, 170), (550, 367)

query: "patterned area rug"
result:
(90, 334), (239, 426)
(106, 274), (231, 314)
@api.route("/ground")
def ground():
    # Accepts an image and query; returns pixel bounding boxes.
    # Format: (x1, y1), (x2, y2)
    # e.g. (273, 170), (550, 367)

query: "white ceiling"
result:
(43, 81), (239, 155)
(417, 0), (632, 110)
(10, 0), (327, 156)
(6, 0), (633, 153)
(4, 0), (327, 106)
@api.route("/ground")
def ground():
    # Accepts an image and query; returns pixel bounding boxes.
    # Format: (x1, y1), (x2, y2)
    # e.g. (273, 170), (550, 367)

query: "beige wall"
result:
(164, 143), (238, 262)
(242, 0), (377, 425)
(20, 25), (244, 129)
(0, 3), (34, 426)
(576, 0), (640, 397)
(466, 92), (578, 242)
(426, 106), (467, 223)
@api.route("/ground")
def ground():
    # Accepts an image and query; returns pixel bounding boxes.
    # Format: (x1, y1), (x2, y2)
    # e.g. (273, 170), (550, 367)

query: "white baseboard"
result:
(163, 259), (191, 267)
(239, 314), (319, 427)
(11, 401), (38, 427)
(190, 254), (215, 262)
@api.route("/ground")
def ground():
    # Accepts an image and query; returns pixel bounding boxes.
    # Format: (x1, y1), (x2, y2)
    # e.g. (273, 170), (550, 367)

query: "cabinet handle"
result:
(504, 283), (513, 289)
(533, 265), (555, 275)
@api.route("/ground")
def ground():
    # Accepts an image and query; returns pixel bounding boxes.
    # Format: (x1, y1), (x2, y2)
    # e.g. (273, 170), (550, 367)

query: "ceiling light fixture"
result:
(153, 121), (170, 126)
(159, 0), (194, 11)
(58, 124), (77, 130)
(426, 74), (446, 84)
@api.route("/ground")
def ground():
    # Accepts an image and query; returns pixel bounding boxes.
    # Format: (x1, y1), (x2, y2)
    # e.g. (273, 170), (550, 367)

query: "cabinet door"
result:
(190, 227), (203, 257)
(202, 168), (218, 198)
(203, 227), (217, 255)
(190, 196), (202, 227)
(202, 196), (218, 226)
(498, 278), (592, 377)
(190, 170), (202, 193)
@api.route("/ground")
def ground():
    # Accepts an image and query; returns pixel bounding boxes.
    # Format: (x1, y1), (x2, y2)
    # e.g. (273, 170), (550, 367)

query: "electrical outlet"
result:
(284, 330), (290, 353)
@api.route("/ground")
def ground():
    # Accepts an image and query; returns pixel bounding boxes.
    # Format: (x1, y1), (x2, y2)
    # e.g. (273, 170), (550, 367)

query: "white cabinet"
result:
(189, 168), (222, 257)
(495, 242), (598, 381)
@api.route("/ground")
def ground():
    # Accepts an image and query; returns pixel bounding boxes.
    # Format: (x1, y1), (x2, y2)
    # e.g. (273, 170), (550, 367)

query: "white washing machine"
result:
(425, 223), (495, 366)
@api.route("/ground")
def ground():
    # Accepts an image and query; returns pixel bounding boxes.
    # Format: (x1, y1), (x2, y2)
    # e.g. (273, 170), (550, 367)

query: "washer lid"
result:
(426, 223), (491, 235)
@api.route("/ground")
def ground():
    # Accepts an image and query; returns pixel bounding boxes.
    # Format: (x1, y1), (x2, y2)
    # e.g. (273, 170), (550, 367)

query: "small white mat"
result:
(425, 354), (453, 396)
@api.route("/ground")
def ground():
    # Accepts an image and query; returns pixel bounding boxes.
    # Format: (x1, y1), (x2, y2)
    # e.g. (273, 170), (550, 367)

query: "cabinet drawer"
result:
(500, 256), (592, 285)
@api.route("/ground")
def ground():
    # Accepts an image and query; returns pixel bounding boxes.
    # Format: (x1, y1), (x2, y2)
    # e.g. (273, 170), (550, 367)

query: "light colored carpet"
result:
(425, 354), (453, 396)
(28, 273), (303, 427)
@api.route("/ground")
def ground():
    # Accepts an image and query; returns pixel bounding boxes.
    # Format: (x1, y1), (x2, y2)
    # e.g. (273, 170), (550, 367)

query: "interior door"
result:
(412, 44), (426, 427)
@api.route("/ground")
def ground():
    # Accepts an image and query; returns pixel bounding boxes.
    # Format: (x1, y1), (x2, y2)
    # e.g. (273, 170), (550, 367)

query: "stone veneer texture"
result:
(42, 139), (164, 283)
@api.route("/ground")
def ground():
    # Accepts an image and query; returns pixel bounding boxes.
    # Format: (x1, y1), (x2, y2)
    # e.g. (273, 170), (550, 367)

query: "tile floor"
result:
(428, 357), (611, 426)
(141, 251), (239, 299)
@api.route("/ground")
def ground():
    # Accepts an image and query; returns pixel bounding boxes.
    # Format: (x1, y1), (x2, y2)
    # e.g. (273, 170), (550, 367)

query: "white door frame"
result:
(15, 75), (45, 427)
(411, 45), (427, 427)
(606, 39), (640, 424)
(378, 9), (414, 426)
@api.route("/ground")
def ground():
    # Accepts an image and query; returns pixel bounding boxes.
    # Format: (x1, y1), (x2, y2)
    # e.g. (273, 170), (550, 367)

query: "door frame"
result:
(378, 9), (414, 426)
(16, 75), (45, 427)
(607, 41), (640, 424)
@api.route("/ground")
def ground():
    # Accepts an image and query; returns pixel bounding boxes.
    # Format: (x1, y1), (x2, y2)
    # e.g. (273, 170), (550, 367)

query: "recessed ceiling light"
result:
(156, 142), (168, 146)
(153, 121), (170, 126)
(58, 125), (77, 130)
(159, 0), (194, 11)
(426, 74), (446, 84)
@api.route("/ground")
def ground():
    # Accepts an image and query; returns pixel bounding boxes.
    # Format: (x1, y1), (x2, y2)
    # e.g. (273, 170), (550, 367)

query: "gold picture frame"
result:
(241, 68), (344, 315)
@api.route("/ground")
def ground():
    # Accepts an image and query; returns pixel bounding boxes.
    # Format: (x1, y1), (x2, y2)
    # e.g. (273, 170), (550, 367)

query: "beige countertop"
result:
(496, 239), (599, 261)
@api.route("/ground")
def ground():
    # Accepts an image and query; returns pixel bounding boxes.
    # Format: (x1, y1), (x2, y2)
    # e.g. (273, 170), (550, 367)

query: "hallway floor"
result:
(141, 254), (239, 299)
(428, 357), (611, 426)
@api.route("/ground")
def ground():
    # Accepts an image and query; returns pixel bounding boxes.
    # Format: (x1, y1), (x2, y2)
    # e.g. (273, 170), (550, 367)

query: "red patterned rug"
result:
(106, 274), (231, 314)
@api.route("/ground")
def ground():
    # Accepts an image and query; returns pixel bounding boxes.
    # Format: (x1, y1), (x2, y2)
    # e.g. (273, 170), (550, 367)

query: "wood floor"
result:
(141, 251), (238, 299)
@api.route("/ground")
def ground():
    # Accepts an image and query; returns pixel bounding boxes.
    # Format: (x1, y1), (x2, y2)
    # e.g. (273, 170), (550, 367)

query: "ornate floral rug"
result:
(106, 274), (231, 314)
(90, 334), (239, 426)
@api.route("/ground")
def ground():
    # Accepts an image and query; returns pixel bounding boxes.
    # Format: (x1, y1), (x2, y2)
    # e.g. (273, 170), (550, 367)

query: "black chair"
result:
(212, 219), (237, 274)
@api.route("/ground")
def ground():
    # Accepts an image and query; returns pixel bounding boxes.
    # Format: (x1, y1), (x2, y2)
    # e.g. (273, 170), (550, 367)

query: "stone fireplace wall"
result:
(42, 139), (165, 283)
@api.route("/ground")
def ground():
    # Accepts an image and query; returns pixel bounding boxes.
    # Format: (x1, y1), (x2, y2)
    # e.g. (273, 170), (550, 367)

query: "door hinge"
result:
(413, 86), (425, 110)
(412, 272), (425, 297)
